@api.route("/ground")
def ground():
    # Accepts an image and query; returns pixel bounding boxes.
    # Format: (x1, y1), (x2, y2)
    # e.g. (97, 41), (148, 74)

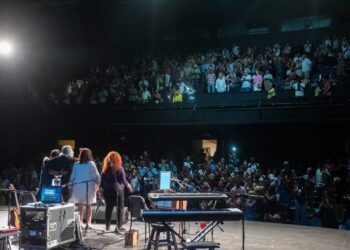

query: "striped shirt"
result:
(206, 73), (216, 84)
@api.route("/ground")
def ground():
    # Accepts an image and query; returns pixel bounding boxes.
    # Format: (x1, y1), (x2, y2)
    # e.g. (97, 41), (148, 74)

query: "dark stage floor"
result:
(1, 207), (349, 250)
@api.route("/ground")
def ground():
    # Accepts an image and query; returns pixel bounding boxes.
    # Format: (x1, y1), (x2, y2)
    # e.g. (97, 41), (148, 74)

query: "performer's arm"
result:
(121, 168), (132, 192)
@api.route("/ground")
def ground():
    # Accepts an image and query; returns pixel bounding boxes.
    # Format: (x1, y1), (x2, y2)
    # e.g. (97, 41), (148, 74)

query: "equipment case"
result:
(19, 203), (75, 250)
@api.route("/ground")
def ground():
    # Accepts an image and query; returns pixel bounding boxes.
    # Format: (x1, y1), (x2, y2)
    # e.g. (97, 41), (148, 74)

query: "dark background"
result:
(0, 0), (349, 169)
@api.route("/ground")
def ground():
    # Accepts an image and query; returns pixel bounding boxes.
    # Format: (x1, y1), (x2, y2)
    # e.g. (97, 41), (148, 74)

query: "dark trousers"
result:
(62, 186), (72, 202)
(103, 189), (124, 229)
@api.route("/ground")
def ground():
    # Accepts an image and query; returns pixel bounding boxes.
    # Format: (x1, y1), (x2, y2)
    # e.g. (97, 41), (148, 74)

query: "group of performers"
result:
(40, 146), (132, 233)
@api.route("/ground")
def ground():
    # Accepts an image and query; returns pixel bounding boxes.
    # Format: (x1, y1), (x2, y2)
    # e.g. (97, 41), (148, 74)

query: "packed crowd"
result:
(1, 148), (350, 230)
(48, 35), (349, 105)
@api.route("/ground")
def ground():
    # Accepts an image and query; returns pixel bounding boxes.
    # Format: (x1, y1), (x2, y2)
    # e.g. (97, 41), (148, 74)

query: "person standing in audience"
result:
(215, 72), (227, 93)
(252, 70), (263, 91)
(301, 54), (312, 79)
(241, 69), (252, 92)
(70, 148), (100, 229)
(206, 68), (216, 93)
(292, 78), (306, 97)
(100, 151), (132, 233)
(130, 169), (141, 195)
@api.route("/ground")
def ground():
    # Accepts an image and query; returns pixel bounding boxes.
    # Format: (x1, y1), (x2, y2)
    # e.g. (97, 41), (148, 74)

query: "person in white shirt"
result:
(215, 73), (227, 93)
(241, 70), (252, 92)
(292, 79), (306, 97)
(304, 41), (312, 54)
(301, 54), (312, 79)
(141, 87), (151, 103)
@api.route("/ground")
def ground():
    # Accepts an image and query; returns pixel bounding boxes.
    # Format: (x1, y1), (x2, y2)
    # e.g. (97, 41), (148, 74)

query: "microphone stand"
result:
(237, 193), (263, 250)
(63, 179), (100, 233)
(240, 194), (246, 250)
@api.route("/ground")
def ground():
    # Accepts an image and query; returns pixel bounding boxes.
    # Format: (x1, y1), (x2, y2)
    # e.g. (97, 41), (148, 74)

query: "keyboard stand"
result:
(191, 221), (221, 242)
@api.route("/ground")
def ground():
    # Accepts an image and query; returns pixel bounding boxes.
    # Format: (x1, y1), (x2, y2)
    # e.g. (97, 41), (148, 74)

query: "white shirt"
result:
(142, 90), (151, 102)
(302, 58), (312, 72)
(215, 77), (227, 93)
(70, 161), (101, 204)
(304, 43), (312, 53)
(241, 74), (252, 88)
(292, 82), (305, 97)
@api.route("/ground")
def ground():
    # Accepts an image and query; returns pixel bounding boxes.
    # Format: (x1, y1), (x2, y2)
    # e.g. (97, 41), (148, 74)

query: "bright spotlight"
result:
(0, 41), (14, 56)
(232, 146), (237, 152)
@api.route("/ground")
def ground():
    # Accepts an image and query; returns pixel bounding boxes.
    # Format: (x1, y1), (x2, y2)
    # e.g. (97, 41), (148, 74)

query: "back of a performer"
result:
(100, 151), (132, 233)
(70, 148), (100, 229)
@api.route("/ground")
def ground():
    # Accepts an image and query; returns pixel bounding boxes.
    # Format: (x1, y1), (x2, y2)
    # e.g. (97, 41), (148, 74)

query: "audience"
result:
(2, 147), (349, 230)
(48, 35), (349, 105)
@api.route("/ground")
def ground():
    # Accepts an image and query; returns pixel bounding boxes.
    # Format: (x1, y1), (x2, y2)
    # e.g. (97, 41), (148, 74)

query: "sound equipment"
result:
(19, 203), (75, 250)
(148, 192), (228, 201)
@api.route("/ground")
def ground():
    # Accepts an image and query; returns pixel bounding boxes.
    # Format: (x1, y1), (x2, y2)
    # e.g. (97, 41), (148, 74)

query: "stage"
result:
(1, 207), (349, 250)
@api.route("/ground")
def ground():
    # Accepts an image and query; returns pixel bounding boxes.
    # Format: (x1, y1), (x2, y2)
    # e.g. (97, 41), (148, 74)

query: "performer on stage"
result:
(100, 151), (132, 233)
(70, 148), (100, 228)
(42, 146), (76, 201)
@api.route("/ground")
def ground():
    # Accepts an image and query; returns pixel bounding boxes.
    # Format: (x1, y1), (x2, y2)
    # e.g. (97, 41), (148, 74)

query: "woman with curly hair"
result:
(100, 151), (132, 233)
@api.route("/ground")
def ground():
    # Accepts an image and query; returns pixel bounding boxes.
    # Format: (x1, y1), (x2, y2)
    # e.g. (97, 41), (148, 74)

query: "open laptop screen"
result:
(40, 186), (62, 204)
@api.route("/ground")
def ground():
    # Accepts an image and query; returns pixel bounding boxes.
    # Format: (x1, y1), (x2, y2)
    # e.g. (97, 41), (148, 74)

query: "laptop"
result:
(40, 186), (62, 204)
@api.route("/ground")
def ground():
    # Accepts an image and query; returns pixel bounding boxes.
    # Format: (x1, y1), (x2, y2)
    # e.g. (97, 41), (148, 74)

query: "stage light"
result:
(0, 41), (14, 56)
(232, 146), (237, 152)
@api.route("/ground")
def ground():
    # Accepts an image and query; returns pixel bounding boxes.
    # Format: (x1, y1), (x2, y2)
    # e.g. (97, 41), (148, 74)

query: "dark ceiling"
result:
(0, 0), (349, 49)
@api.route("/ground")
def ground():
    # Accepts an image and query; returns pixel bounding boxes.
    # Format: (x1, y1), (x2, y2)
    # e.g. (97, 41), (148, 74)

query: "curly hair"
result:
(102, 151), (122, 174)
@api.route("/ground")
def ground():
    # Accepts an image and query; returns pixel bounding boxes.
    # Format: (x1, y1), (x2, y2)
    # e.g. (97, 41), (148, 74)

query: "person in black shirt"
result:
(39, 149), (60, 190)
(41, 145), (76, 202)
(100, 151), (132, 233)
